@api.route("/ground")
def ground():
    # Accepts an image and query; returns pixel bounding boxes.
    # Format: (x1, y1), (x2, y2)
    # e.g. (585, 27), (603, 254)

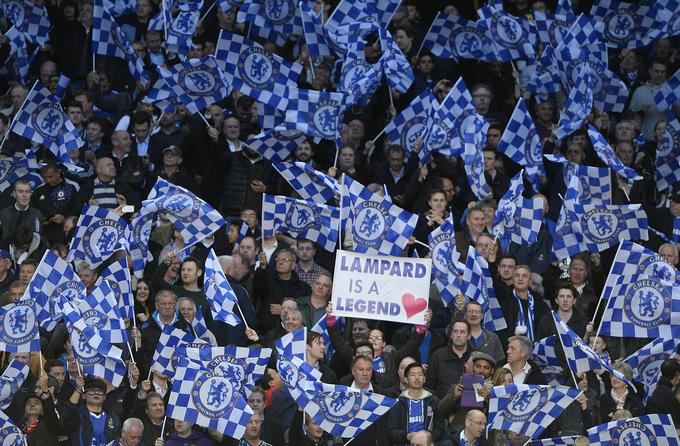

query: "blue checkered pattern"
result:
(590, 0), (665, 49)
(420, 12), (498, 61)
(262, 194), (340, 252)
(554, 62), (593, 141)
(11, 84), (84, 157)
(344, 176), (418, 256)
(589, 126), (642, 182)
(24, 251), (85, 331)
(299, 1), (331, 57)
(67, 204), (130, 269)
(328, 21), (382, 55)
(284, 88), (347, 145)
(273, 161), (339, 203)
(324, 0), (377, 36)
(554, 14), (607, 66)
(151, 325), (208, 378)
(488, 384), (581, 438)
(656, 110), (680, 191)
(0, 359), (29, 410)
(245, 126), (307, 161)
(546, 154), (612, 204)
(63, 299), (128, 386)
(529, 438), (579, 446)
(2, 1), (50, 46)
(158, 56), (230, 115)
(168, 357), (254, 440)
(554, 312), (635, 387)
(129, 205), (155, 279)
(4, 26), (29, 83)
(166, 1), (203, 56)
(147, 2), (171, 32)
(587, 414), (680, 445)
(72, 281), (128, 344)
(0, 414), (25, 445)
(493, 172), (544, 245)
(146, 178), (226, 248)
(237, 221), (249, 244)
(461, 247), (507, 332)
(276, 327), (308, 363)
(0, 166), (30, 193)
(531, 11), (576, 48)
(531, 336), (567, 386)
(103, 0), (136, 17)
(497, 98), (545, 191)
(428, 215), (460, 308)
(624, 335), (680, 403)
(237, 0), (302, 47)
(379, 28), (413, 94)
(204, 249), (242, 327)
(525, 45), (561, 100)
(215, 30), (302, 111)
(218, 0), (244, 12)
(92, 1), (148, 83)
(375, 0), (401, 26)
(95, 258), (134, 320)
(383, 89), (434, 159)
(462, 115), (492, 200)
(0, 299), (40, 353)
(191, 307), (212, 343)
(477, 6), (535, 61)
(339, 41), (382, 106)
(311, 315), (335, 361)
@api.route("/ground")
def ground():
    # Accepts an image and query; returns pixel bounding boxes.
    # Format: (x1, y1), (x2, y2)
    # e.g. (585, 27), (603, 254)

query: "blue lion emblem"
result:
(652, 264), (672, 282)
(40, 110), (61, 135)
(638, 291), (658, 317)
(218, 364), (243, 385)
(612, 15), (631, 38)
(249, 55), (270, 80)
(266, 0), (285, 19)
(174, 12), (194, 33)
(295, 208), (310, 226)
(623, 431), (642, 446)
(4, 3), (23, 23)
(499, 18), (519, 41)
(164, 195), (190, 214)
(78, 333), (93, 356)
(430, 125), (446, 147)
(206, 380), (229, 407)
(187, 72), (212, 91)
(511, 390), (534, 412)
(316, 108), (335, 133)
(592, 215), (613, 236)
(279, 361), (295, 385)
(358, 210), (381, 237)
(9, 308), (28, 334)
(435, 247), (449, 267)
(330, 391), (352, 412)
(458, 33), (480, 54)
(8, 434), (22, 446)
(644, 365), (660, 385)
(96, 228), (117, 254)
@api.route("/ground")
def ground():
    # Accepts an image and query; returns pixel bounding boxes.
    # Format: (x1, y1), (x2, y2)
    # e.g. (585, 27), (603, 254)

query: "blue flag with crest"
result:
(624, 334), (680, 404)
(492, 171), (544, 246)
(204, 249), (242, 327)
(0, 359), (29, 410)
(461, 247), (506, 332)
(166, 0), (203, 56)
(72, 281), (128, 344)
(283, 89), (347, 146)
(0, 299), (40, 353)
(428, 215), (460, 308)
(96, 257), (134, 320)
(2, 0), (50, 46)
(461, 115), (491, 200)
(237, 0), (302, 46)
(67, 205), (130, 269)
(656, 110), (680, 191)
(420, 12), (497, 61)
(383, 89), (434, 160)
(273, 162), (339, 203)
(477, 6), (535, 60)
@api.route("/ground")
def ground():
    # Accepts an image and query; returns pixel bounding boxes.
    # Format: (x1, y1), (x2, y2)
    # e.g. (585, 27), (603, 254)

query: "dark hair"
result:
(404, 362), (424, 377)
(44, 359), (64, 374)
(554, 281), (578, 301)
(428, 188), (446, 201)
(84, 377), (106, 392)
(351, 354), (373, 368)
(498, 252), (518, 264)
(66, 101), (82, 111)
(307, 330), (322, 346)
(181, 256), (203, 273)
(132, 110), (152, 126)
(74, 90), (94, 102)
(353, 342), (373, 356)
(237, 95), (255, 110)
(387, 144), (406, 157)
(661, 359), (680, 379)
(650, 58), (669, 71)
(20, 259), (38, 269)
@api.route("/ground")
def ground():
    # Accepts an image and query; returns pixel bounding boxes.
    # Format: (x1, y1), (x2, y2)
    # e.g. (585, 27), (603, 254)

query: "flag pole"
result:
(371, 128), (385, 144)
(198, 112), (211, 128)
(132, 313), (139, 351)
(126, 342), (135, 362)
(411, 239), (430, 250)
(333, 146), (340, 168)
(590, 245), (623, 350)
(551, 311), (578, 388)
(160, 416), (167, 438)
(198, 0), (216, 23)
(308, 57), (316, 80)
(338, 173), (344, 250)
(344, 437), (356, 446)
(234, 299), (251, 332)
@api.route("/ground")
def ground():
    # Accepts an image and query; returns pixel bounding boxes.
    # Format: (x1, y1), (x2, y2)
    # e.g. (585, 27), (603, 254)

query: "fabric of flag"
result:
(0, 299), (40, 353)
(95, 257), (134, 320)
(236, 220), (249, 244)
(92, 1), (148, 83)
(299, 1), (331, 56)
(553, 14), (607, 75)
(420, 12), (497, 61)
(624, 334), (680, 403)
(530, 336), (566, 386)
(528, 438), (579, 446)
(554, 63), (594, 141)
(324, 0), (378, 36)
(656, 110), (680, 192)
(343, 176), (418, 256)
(461, 115), (492, 200)
(146, 178), (226, 248)
(63, 300), (128, 386)
(204, 249), (242, 327)
(72, 281), (128, 344)
(531, 11), (576, 48)
(339, 41), (382, 106)
(0, 414), (26, 446)
(11, 84), (84, 157)
(191, 307), (212, 343)
(461, 247), (507, 332)
(262, 194), (340, 252)
(545, 154), (612, 204)
(553, 312), (635, 388)
(525, 45), (561, 101)
(147, 0), (172, 32)
(383, 89), (434, 160)
(590, 0), (664, 48)
(477, 6), (535, 60)
(654, 67), (680, 110)
(166, 0), (203, 56)
(2, 0), (50, 46)
(167, 356), (253, 440)
(497, 98), (545, 190)
(586, 414), (680, 446)
(151, 325), (208, 378)
(493, 172), (544, 245)
(245, 126), (308, 162)
(53, 74), (71, 101)
(67, 205), (130, 269)
(283, 89), (347, 145)
(428, 215), (460, 308)
(174, 345), (272, 397)
(0, 359), (28, 410)
(129, 205), (155, 278)
(4, 26), (29, 83)
(215, 30), (302, 111)
(237, 0), (302, 46)
(588, 126), (642, 182)
(273, 161), (339, 203)
(378, 28), (414, 94)
(276, 327), (308, 365)
(158, 56), (230, 115)
(311, 314), (335, 360)
(488, 384), (580, 438)
(103, 0), (136, 17)
(24, 251), (86, 330)
(218, 0), (245, 12)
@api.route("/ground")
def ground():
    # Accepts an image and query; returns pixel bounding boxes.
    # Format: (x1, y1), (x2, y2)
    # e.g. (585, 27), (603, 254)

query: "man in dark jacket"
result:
(62, 378), (122, 446)
(426, 320), (476, 399)
(452, 410), (490, 446)
(0, 179), (43, 248)
(71, 158), (140, 215)
(646, 359), (680, 429)
(503, 336), (547, 385)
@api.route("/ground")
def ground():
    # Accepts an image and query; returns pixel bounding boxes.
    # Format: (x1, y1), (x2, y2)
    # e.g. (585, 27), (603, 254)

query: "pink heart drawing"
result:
(402, 293), (427, 319)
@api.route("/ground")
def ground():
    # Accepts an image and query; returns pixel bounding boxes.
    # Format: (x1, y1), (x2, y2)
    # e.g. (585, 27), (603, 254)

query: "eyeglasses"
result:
(276, 258), (293, 263)
(468, 419), (486, 426)
(86, 389), (105, 396)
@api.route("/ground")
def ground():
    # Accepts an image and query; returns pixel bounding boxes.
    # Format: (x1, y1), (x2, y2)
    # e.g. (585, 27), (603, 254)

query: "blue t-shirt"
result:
(407, 399), (425, 433)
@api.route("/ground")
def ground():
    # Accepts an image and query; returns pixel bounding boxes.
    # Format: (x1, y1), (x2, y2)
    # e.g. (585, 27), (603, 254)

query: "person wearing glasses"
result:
(452, 410), (489, 446)
(62, 378), (123, 446)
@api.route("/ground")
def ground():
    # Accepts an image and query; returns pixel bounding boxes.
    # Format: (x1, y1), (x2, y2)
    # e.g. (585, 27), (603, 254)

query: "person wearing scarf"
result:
(500, 265), (549, 346)
(599, 363), (644, 422)
(19, 372), (60, 446)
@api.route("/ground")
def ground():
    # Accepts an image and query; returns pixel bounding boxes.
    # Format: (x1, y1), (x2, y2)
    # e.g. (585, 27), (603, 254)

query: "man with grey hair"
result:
(111, 417), (144, 446)
(658, 243), (679, 268)
(503, 335), (546, 385)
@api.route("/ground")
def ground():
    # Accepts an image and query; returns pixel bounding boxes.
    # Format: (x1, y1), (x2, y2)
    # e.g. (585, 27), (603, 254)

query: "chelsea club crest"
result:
(178, 67), (218, 97)
(0, 426), (24, 446)
(207, 354), (249, 393)
(401, 117), (427, 153)
(611, 419), (655, 446)
(639, 353), (668, 389)
(450, 28), (487, 58)
(490, 12), (525, 49)
(192, 371), (238, 419)
(352, 201), (391, 248)
(657, 122), (679, 162)
(314, 390), (361, 423)
(502, 388), (547, 422)
(581, 208), (623, 244)
(161, 192), (199, 222)
(285, 202), (319, 233)
(430, 234), (455, 283)
(32, 102), (64, 139)
(277, 357), (300, 388)
(638, 255), (675, 283)
(454, 109), (477, 147)
(0, 301), (37, 346)
(69, 326), (102, 365)
(623, 279), (671, 329)
(54, 281), (85, 303)
(83, 219), (123, 259)
(237, 47), (276, 90)
(310, 100), (339, 141)
(603, 8), (636, 46)
(262, 0), (296, 25)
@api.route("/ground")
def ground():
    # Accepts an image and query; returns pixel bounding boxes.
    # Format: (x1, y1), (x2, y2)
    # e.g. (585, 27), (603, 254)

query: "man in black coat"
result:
(646, 359), (680, 429)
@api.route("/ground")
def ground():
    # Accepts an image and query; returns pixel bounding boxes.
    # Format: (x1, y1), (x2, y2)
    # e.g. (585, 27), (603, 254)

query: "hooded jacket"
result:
(387, 388), (445, 445)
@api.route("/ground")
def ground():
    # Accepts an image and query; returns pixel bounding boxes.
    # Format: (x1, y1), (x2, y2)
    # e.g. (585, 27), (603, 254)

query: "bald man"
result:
(72, 157), (139, 214)
(454, 410), (489, 446)
(410, 430), (434, 446)
(94, 130), (145, 192)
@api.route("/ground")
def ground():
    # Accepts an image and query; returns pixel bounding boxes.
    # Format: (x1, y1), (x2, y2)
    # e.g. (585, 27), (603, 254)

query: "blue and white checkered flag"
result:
(2, 0), (50, 46)
(343, 176), (418, 257)
(420, 12), (497, 61)
(488, 384), (581, 438)
(262, 194), (340, 252)
(554, 62), (593, 141)
(237, 0), (303, 46)
(428, 215), (461, 308)
(311, 314), (335, 361)
(587, 414), (680, 445)
(96, 257), (134, 320)
(11, 84), (84, 158)
(656, 110), (680, 191)
(216, 30), (302, 112)
(462, 115), (492, 200)
(168, 356), (254, 440)
(284, 89), (347, 146)
(553, 311), (635, 388)
(72, 281), (128, 344)
(245, 126), (307, 162)
(375, 0), (402, 27)
(93, 1), (148, 83)
(383, 89), (434, 160)
(273, 161), (339, 203)
(129, 205), (155, 279)
(236, 220), (249, 244)
(493, 172), (544, 245)
(461, 247), (507, 332)
(590, 0), (665, 49)
(63, 299), (128, 386)
(654, 67), (680, 111)
(531, 11), (576, 48)
(158, 56), (230, 115)
(340, 41), (382, 106)
(276, 327), (308, 364)
(146, 178), (226, 249)
(324, 0), (376, 35)
(553, 14), (607, 75)
(477, 6), (535, 60)
(4, 26), (29, 83)
(497, 98), (545, 191)
(299, 1), (331, 57)
(528, 437), (579, 446)
(588, 125), (642, 183)
(204, 249), (242, 327)
(624, 334), (680, 404)
(191, 307), (212, 343)
(67, 205), (130, 269)
(0, 359), (29, 410)
(103, 0), (136, 17)
(151, 324), (208, 378)
(0, 414), (26, 446)
(148, 0), (172, 32)
(546, 154), (612, 204)
(0, 299), (40, 353)
(166, 0), (203, 56)
(24, 250), (86, 331)
(378, 28), (414, 94)
(525, 45), (561, 102)
(531, 336), (566, 386)
(218, 0), (244, 12)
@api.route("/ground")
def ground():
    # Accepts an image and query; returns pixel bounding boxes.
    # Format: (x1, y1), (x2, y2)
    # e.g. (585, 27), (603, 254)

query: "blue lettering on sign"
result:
(340, 255), (427, 278)
(335, 296), (401, 316)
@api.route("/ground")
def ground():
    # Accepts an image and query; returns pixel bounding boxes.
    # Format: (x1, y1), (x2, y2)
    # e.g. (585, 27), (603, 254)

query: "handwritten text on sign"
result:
(331, 250), (432, 325)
